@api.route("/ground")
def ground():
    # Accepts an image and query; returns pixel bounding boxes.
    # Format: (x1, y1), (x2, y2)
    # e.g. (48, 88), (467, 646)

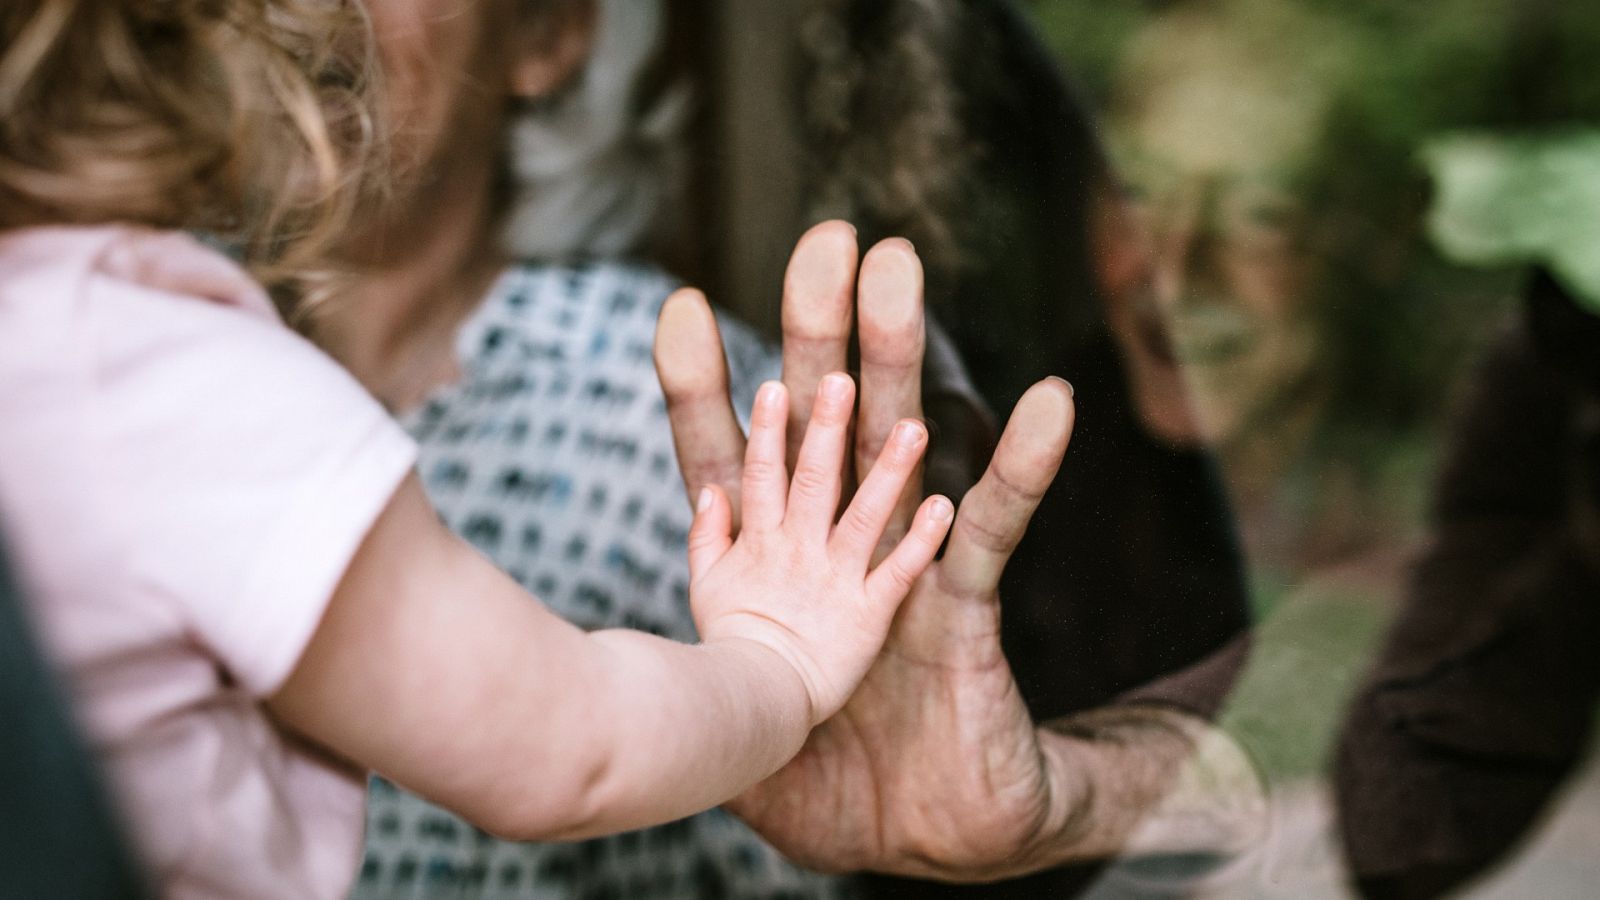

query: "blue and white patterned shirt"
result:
(353, 261), (855, 900)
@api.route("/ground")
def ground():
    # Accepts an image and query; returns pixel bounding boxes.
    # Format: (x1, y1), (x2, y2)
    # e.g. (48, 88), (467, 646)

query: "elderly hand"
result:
(656, 221), (1099, 880)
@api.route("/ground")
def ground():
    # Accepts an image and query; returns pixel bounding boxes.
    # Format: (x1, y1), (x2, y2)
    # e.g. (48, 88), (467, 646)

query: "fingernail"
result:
(821, 373), (851, 405)
(697, 487), (713, 512)
(758, 381), (783, 410)
(894, 421), (924, 446)
(929, 496), (954, 522)
(1049, 376), (1076, 397)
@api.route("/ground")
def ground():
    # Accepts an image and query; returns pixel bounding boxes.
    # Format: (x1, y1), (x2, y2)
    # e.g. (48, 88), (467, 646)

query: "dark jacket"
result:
(1334, 270), (1600, 899)
(0, 541), (151, 898)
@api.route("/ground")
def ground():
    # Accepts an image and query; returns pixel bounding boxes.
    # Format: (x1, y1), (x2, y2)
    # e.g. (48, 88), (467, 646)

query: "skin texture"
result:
(657, 222), (1265, 881)
(267, 367), (953, 842)
(657, 223), (1081, 879)
(317, 0), (597, 411)
(321, 1), (1263, 880)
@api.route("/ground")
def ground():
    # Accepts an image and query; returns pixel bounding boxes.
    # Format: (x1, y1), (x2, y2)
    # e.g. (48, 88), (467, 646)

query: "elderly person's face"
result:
(1108, 13), (1331, 448)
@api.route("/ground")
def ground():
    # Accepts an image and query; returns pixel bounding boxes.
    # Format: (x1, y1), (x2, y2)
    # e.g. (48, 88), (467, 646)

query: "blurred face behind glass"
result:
(360, 0), (592, 208)
(362, 0), (506, 177)
(1109, 8), (1333, 448)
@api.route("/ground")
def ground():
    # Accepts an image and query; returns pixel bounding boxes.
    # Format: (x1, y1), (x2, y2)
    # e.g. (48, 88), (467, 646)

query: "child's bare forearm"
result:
(269, 476), (810, 841)
(274, 370), (945, 845)
(520, 630), (813, 841)
(273, 536), (815, 842)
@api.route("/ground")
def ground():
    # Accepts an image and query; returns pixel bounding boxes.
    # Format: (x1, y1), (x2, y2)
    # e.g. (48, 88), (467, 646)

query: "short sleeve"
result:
(93, 272), (417, 696)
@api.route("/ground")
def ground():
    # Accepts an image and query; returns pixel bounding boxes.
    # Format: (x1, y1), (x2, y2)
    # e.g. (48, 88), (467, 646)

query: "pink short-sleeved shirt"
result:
(0, 226), (417, 898)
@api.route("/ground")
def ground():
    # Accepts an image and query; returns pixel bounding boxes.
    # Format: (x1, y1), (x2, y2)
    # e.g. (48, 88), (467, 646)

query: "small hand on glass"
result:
(686, 370), (955, 726)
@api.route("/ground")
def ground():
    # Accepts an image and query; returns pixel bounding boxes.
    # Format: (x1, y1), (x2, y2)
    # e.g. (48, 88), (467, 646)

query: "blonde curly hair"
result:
(0, 0), (379, 306)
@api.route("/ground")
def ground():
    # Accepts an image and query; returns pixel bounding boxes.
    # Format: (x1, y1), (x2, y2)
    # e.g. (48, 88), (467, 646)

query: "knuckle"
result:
(933, 564), (991, 604)
(956, 512), (1019, 556)
(989, 465), (1043, 503)
(687, 525), (723, 557)
(992, 450), (1055, 498)
(661, 387), (722, 414)
(692, 457), (742, 490)
(880, 557), (918, 593)
(743, 457), (785, 483)
(838, 506), (881, 546)
(789, 464), (834, 501)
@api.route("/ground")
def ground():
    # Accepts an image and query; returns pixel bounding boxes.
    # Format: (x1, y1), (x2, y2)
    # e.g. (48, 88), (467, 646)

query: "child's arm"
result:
(267, 375), (952, 841)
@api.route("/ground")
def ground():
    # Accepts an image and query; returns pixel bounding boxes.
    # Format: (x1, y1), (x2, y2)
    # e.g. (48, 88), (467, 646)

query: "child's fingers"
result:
(830, 419), (929, 569)
(687, 485), (734, 580)
(741, 382), (790, 533)
(865, 495), (955, 606)
(785, 373), (856, 534)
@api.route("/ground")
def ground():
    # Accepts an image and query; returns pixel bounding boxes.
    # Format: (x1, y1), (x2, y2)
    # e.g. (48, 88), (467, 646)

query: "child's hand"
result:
(687, 373), (953, 725)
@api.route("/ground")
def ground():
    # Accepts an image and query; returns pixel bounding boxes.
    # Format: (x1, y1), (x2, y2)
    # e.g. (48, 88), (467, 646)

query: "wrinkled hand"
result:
(656, 222), (1083, 880)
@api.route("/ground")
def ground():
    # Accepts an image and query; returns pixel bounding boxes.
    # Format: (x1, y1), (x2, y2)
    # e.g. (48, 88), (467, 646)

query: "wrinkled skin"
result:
(655, 221), (1095, 881)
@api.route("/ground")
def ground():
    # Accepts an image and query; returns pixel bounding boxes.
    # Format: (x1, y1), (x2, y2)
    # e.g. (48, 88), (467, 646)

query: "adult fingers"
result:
(855, 238), (927, 535)
(782, 221), (859, 465)
(938, 379), (1076, 601)
(656, 289), (747, 521)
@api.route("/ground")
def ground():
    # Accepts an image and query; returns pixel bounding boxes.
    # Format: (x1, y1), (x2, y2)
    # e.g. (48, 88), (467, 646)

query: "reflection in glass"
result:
(1036, 0), (1600, 896)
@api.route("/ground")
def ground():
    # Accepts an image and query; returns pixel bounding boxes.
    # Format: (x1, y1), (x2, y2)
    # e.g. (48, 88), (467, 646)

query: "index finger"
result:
(855, 238), (926, 539)
(782, 221), (860, 465)
(655, 289), (748, 522)
(938, 379), (1076, 600)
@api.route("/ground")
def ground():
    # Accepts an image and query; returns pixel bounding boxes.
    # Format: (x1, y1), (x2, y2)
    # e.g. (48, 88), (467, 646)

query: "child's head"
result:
(0, 0), (595, 296)
(0, 0), (377, 285)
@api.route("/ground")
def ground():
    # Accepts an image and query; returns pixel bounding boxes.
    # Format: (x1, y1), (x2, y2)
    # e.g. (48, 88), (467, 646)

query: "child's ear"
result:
(507, 0), (598, 100)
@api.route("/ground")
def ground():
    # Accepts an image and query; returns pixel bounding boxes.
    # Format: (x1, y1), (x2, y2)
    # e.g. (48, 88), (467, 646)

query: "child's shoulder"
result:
(0, 224), (396, 472)
(0, 226), (124, 323)
(0, 225), (278, 329)
(0, 225), (313, 390)
(0, 224), (131, 273)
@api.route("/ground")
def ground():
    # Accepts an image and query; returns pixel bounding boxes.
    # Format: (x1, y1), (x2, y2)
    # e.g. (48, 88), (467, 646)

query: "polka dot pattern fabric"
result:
(352, 262), (856, 900)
